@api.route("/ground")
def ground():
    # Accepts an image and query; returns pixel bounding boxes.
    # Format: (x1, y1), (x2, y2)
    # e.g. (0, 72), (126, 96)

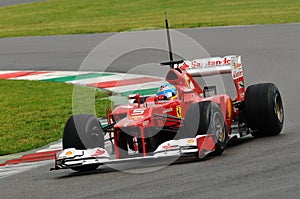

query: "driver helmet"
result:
(157, 83), (177, 100)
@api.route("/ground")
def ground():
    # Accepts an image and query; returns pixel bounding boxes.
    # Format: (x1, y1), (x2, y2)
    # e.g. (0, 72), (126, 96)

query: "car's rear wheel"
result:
(244, 83), (284, 138)
(184, 101), (227, 156)
(62, 114), (104, 171)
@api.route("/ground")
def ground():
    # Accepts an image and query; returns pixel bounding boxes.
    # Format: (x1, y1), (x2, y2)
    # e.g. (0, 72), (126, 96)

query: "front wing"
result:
(51, 134), (216, 171)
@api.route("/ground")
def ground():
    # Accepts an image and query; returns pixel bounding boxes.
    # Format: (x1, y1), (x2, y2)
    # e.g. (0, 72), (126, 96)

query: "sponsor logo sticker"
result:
(176, 106), (182, 117)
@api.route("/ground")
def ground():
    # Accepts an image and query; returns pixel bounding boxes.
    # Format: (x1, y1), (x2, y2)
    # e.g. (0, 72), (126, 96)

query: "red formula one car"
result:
(51, 20), (284, 172)
(51, 54), (284, 172)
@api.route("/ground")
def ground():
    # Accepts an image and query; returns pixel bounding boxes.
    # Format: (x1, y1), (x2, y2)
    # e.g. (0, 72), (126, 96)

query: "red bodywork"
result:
(107, 55), (245, 159)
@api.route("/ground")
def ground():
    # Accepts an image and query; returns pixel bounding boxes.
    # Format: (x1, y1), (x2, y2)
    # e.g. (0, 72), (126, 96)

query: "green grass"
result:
(0, 79), (111, 155)
(0, 0), (299, 38)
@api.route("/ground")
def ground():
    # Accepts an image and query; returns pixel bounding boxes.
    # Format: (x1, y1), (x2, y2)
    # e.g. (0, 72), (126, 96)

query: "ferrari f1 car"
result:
(51, 21), (284, 172)
(51, 53), (284, 172)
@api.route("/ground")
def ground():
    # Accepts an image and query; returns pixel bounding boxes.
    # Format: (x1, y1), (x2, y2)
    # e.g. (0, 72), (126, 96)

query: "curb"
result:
(0, 150), (60, 167)
(0, 140), (62, 167)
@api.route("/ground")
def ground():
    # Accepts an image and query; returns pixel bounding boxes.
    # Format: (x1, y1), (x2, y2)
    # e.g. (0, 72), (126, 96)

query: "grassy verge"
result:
(0, 0), (299, 38)
(0, 79), (111, 155)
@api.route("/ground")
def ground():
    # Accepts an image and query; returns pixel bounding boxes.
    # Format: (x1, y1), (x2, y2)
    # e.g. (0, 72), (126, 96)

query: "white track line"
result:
(68, 73), (147, 85)
(107, 81), (164, 93)
(11, 71), (91, 80)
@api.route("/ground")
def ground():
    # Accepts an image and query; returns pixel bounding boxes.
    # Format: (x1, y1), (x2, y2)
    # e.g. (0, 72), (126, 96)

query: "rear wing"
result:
(178, 55), (245, 101)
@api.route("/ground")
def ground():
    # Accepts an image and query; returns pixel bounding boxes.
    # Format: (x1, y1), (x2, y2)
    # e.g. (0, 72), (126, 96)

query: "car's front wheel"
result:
(62, 114), (104, 171)
(70, 164), (100, 172)
(62, 114), (104, 150)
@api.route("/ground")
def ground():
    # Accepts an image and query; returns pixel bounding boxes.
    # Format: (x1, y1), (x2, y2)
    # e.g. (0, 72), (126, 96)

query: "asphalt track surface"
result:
(1, 24), (300, 199)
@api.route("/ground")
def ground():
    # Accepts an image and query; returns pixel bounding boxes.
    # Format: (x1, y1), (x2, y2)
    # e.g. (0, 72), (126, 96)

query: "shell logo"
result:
(187, 139), (194, 144)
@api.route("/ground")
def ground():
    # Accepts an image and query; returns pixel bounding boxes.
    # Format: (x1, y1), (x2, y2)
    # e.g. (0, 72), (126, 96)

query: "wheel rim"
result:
(274, 93), (284, 123)
(85, 118), (101, 137)
(212, 112), (226, 143)
(89, 126), (100, 136)
(84, 118), (104, 148)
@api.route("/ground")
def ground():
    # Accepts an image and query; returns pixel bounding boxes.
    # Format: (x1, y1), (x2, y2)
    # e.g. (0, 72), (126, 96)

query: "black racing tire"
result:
(117, 131), (129, 159)
(245, 83), (284, 138)
(70, 164), (99, 172)
(184, 101), (227, 156)
(62, 114), (104, 150)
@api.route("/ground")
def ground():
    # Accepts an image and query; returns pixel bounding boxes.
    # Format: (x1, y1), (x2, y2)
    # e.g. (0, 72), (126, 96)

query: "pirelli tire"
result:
(63, 114), (105, 150)
(116, 131), (129, 159)
(245, 83), (284, 138)
(70, 164), (100, 172)
(62, 114), (105, 172)
(184, 101), (227, 156)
